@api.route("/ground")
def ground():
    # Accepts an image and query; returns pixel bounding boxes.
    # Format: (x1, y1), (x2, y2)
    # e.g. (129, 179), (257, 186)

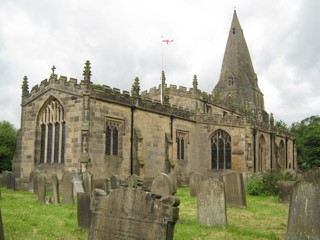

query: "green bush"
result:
(247, 170), (294, 196)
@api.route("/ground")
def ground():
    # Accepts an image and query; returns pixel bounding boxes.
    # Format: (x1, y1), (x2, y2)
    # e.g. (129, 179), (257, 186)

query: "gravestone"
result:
(189, 172), (203, 197)
(33, 172), (40, 195)
(83, 172), (93, 194)
(197, 178), (227, 227)
(77, 192), (92, 230)
(110, 175), (120, 189)
(51, 174), (60, 205)
(0, 209), (4, 240)
(88, 186), (180, 239)
(37, 174), (46, 204)
(72, 173), (85, 196)
(277, 181), (295, 203)
(151, 173), (174, 197)
(303, 168), (320, 184)
(167, 172), (178, 195)
(29, 171), (35, 192)
(287, 182), (320, 239)
(5, 171), (15, 190)
(62, 171), (74, 204)
(223, 171), (247, 208)
(103, 178), (111, 192)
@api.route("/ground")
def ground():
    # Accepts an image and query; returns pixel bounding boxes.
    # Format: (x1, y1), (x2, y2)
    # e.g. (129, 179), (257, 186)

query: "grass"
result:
(0, 187), (289, 239)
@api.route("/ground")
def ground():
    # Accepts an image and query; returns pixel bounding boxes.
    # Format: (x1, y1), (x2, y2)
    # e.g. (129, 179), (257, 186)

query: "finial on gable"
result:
(22, 75), (29, 97)
(50, 65), (57, 79)
(193, 74), (198, 91)
(83, 60), (92, 82)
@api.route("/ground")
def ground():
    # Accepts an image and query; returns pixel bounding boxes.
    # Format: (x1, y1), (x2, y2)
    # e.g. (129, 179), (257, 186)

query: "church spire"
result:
(213, 10), (265, 112)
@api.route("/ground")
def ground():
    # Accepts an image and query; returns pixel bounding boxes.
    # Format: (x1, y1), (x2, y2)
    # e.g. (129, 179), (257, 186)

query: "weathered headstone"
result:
(88, 187), (180, 240)
(189, 172), (203, 197)
(127, 175), (143, 189)
(110, 175), (120, 189)
(0, 174), (4, 188)
(62, 171), (74, 204)
(167, 172), (178, 195)
(277, 181), (295, 204)
(83, 172), (93, 194)
(77, 192), (92, 229)
(197, 178), (227, 227)
(51, 174), (60, 205)
(303, 168), (320, 184)
(72, 173), (85, 196)
(287, 182), (320, 239)
(37, 174), (46, 204)
(151, 173), (174, 197)
(5, 171), (15, 190)
(0, 209), (4, 240)
(29, 171), (35, 192)
(103, 178), (111, 192)
(223, 171), (247, 208)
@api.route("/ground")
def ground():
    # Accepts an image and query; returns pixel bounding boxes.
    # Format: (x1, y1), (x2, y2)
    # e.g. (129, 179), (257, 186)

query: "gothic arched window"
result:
(38, 98), (65, 164)
(211, 129), (231, 170)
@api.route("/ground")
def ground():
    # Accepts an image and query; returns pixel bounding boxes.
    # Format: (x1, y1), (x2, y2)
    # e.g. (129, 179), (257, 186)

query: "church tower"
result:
(213, 10), (265, 112)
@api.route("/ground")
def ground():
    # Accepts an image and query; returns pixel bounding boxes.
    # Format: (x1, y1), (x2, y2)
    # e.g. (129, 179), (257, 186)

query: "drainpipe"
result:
(130, 105), (136, 175)
(253, 129), (257, 172)
(170, 114), (174, 138)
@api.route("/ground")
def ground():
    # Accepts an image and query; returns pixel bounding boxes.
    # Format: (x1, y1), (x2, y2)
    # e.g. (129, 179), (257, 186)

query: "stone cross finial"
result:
(22, 75), (29, 97)
(83, 60), (91, 82)
(50, 65), (56, 79)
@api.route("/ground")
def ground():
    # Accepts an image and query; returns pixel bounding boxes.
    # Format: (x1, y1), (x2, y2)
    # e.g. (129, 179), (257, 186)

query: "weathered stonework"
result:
(13, 10), (296, 188)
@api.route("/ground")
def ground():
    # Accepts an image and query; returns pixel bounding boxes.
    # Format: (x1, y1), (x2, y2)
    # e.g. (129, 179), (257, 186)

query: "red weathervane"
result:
(162, 38), (173, 44)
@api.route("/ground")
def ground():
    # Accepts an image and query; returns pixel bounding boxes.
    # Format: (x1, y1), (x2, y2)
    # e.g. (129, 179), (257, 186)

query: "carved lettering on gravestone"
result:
(287, 183), (320, 239)
(72, 173), (84, 196)
(37, 174), (46, 204)
(197, 178), (227, 227)
(88, 187), (180, 240)
(51, 174), (60, 204)
(0, 209), (4, 240)
(62, 171), (74, 204)
(151, 173), (174, 197)
(77, 192), (92, 229)
(223, 171), (247, 208)
(189, 172), (203, 197)
(277, 181), (295, 204)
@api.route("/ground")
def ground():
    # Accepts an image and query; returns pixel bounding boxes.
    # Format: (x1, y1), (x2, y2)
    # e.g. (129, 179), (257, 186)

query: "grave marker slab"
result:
(151, 173), (174, 197)
(83, 172), (93, 194)
(223, 171), (247, 208)
(37, 174), (46, 204)
(197, 178), (227, 227)
(189, 172), (203, 197)
(287, 182), (320, 239)
(72, 173), (84, 196)
(110, 175), (120, 189)
(0, 209), (4, 240)
(88, 187), (179, 240)
(33, 172), (40, 195)
(277, 181), (295, 204)
(62, 171), (74, 204)
(5, 171), (15, 190)
(51, 174), (60, 205)
(167, 173), (177, 195)
(77, 192), (92, 230)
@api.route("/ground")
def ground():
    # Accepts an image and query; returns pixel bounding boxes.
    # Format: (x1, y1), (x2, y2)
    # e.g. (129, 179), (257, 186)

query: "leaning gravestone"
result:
(223, 171), (247, 208)
(77, 192), (92, 230)
(0, 209), (4, 240)
(37, 174), (46, 204)
(287, 182), (320, 239)
(197, 178), (227, 227)
(62, 171), (74, 204)
(277, 181), (295, 204)
(88, 180), (180, 240)
(151, 173), (174, 197)
(189, 172), (203, 197)
(51, 174), (60, 205)
(72, 173), (84, 196)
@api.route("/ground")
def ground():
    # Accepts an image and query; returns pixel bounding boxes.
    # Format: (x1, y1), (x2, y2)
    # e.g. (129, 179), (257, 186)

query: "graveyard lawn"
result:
(0, 187), (288, 239)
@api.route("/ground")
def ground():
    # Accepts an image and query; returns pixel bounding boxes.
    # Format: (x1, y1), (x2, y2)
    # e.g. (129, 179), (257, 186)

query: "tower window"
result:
(233, 28), (236, 34)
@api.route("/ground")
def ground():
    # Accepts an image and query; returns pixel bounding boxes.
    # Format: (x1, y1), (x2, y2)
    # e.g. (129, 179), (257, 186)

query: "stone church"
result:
(13, 11), (295, 187)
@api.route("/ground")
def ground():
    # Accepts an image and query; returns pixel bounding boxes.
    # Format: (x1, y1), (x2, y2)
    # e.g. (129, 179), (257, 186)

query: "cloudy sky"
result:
(0, 0), (319, 128)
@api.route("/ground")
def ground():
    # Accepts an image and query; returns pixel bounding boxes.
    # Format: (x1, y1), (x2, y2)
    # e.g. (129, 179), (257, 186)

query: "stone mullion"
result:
(44, 123), (48, 163)
(51, 123), (56, 163)
(58, 121), (62, 163)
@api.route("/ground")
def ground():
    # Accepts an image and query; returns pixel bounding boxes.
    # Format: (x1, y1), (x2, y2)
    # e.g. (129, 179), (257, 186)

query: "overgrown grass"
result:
(0, 187), (289, 239)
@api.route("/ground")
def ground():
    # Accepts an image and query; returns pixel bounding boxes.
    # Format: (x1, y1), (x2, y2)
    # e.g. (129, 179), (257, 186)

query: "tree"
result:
(275, 119), (288, 131)
(290, 115), (320, 169)
(0, 120), (17, 172)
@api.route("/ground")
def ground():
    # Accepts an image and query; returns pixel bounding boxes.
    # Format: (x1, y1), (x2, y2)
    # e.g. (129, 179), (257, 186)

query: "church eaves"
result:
(213, 10), (265, 112)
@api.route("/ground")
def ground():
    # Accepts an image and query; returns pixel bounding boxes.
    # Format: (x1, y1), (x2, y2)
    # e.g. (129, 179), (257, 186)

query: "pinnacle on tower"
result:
(22, 76), (29, 97)
(131, 77), (140, 98)
(83, 60), (92, 83)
